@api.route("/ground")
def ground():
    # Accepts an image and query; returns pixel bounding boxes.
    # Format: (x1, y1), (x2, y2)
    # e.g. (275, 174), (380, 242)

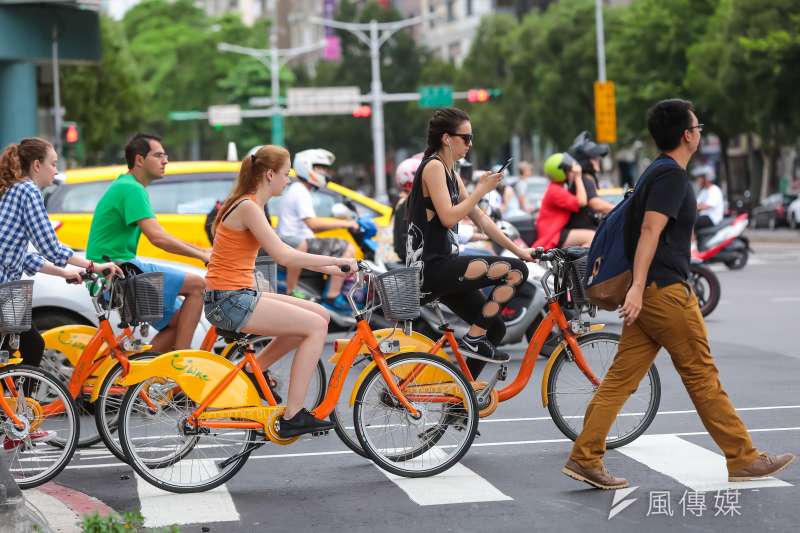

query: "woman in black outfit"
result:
(406, 108), (533, 378)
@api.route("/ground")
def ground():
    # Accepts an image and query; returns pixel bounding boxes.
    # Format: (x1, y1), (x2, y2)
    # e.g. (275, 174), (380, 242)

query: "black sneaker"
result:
(277, 408), (335, 439)
(458, 335), (510, 363)
(244, 369), (283, 404)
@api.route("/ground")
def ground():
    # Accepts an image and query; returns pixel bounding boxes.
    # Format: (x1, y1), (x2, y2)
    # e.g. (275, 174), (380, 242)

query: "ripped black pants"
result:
(422, 255), (529, 377)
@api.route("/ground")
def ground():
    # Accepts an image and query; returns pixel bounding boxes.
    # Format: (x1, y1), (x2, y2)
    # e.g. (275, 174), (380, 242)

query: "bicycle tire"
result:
(546, 332), (661, 449)
(94, 352), (159, 463)
(118, 378), (255, 493)
(354, 353), (478, 478)
(0, 365), (80, 489)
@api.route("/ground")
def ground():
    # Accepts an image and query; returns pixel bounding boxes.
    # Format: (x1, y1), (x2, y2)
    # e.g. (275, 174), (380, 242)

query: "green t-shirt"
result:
(86, 174), (155, 262)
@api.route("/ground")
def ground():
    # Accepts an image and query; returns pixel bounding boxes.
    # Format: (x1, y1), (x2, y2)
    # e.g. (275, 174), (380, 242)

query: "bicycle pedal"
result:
(311, 430), (330, 437)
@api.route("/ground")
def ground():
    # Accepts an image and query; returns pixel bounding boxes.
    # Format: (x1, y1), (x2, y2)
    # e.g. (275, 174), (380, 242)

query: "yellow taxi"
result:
(46, 161), (392, 267)
(597, 187), (626, 206)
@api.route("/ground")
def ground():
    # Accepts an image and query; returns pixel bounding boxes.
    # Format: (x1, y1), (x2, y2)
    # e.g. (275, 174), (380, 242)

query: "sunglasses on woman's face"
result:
(449, 132), (473, 145)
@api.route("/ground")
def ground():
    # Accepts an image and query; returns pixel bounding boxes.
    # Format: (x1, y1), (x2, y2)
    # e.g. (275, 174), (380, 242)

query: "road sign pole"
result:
(595, 0), (607, 82)
(270, 41), (284, 146)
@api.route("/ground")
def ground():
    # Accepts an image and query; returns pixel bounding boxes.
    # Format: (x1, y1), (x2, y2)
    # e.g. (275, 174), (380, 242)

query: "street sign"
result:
(593, 81), (617, 144)
(419, 85), (453, 108)
(287, 87), (360, 116)
(168, 111), (207, 121)
(208, 104), (242, 127)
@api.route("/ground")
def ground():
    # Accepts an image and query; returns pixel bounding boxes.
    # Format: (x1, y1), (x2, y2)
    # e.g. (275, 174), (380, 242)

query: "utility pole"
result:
(217, 38), (325, 146)
(595, 0), (607, 82)
(310, 15), (423, 203)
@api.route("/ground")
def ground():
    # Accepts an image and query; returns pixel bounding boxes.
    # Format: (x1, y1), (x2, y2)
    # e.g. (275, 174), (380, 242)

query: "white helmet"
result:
(395, 153), (423, 193)
(293, 149), (335, 189)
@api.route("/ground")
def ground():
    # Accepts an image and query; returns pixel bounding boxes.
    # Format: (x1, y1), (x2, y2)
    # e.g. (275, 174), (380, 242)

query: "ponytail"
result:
(0, 137), (52, 197)
(212, 145), (290, 235)
(0, 144), (22, 197)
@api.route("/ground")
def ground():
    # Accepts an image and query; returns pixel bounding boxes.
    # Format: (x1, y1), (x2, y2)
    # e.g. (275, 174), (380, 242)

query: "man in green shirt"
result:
(87, 133), (210, 352)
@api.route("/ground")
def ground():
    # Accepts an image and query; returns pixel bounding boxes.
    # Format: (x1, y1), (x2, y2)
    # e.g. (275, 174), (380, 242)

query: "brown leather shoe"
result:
(728, 452), (795, 482)
(562, 459), (629, 490)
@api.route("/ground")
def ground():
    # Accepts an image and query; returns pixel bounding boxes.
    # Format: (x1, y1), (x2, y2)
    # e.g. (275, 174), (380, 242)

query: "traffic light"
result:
(352, 105), (372, 118)
(63, 122), (79, 143)
(466, 88), (502, 103)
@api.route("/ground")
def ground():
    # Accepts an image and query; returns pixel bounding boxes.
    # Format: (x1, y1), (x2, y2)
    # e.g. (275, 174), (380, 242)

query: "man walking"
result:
(87, 133), (210, 353)
(562, 99), (795, 489)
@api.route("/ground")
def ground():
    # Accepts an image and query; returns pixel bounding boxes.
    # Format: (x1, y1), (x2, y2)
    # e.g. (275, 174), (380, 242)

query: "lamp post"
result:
(309, 15), (424, 203)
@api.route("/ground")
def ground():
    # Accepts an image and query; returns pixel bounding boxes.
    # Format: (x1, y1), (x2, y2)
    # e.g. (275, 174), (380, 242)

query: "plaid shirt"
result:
(0, 180), (73, 284)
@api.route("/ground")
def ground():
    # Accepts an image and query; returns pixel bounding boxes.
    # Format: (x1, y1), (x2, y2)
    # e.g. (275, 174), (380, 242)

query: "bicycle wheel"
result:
(330, 353), (373, 458)
(94, 352), (159, 463)
(118, 376), (256, 493)
(225, 341), (326, 409)
(547, 332), (661, 449)
(41, 344), (104, 448)
(0, 365), (79, 489)
(354, 353), (478, 478)
(690, 264), (720, 317)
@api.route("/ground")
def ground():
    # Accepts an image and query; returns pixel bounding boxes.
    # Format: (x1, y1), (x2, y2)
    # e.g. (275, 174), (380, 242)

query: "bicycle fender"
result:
(329, 328), (446, 364)
(540, 324), (606, 407)
(118, 350), (261, 408)
(347, 351), (452, 409)
(41, 325), (98, 367)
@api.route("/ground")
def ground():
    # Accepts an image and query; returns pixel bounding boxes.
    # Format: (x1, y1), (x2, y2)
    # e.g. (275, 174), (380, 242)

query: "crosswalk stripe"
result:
(134, 460), (240, 528)
(377, 448), (512, 505)
(615, 434), (793, 492)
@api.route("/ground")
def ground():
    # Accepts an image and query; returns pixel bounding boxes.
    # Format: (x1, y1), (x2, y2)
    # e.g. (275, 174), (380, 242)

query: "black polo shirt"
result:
(630, 156), (696, 287)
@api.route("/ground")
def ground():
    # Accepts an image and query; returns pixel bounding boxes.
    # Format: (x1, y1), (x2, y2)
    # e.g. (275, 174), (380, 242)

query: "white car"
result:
(788, 197), (800, 230)
(25, 252), (212, 347)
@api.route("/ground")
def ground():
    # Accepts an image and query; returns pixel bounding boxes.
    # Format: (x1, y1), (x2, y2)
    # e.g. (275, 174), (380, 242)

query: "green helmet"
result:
(543, 152), (577, 183)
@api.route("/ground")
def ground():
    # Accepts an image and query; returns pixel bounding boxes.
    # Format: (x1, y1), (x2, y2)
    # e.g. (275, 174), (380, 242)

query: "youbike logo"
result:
(609, 486), (639, 520)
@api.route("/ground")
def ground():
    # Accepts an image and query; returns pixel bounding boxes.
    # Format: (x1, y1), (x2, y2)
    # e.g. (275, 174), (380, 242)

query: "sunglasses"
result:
(449, 132), (473, 144)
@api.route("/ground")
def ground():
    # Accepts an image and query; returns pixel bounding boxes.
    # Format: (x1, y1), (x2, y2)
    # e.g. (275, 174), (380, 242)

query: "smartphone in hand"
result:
(497, 157), (513, 174)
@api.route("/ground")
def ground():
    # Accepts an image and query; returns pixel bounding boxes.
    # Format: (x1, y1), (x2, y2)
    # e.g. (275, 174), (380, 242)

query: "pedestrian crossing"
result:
(40, 403), (798, 530)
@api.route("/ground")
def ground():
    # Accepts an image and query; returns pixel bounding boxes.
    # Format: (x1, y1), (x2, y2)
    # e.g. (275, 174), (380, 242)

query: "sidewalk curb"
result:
(744, 229), (800, 245)
(25, 483), (116, 533)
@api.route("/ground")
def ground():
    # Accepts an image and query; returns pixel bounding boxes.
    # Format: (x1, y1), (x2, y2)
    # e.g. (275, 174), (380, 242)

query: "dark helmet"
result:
(569, 131), (609, 174)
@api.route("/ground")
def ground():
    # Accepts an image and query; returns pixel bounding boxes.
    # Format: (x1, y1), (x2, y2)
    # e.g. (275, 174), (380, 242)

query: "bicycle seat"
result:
(563, 247), (588, 261)
(216, 329), (253, 343)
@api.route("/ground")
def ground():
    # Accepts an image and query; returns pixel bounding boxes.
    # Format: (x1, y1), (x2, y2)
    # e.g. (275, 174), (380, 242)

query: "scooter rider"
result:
(693, 164), (724, 231)
(277, 149), (357, 311)
(566, 131), (614, 228)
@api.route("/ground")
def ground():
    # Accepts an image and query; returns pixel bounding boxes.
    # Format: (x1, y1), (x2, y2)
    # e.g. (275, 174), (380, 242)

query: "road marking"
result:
(62, 426), (800, 471)
(616, 434), (793, 491)
(377, 448), (512, 505)
(771, 297), (800, 302)
(135, 460), (240, 528)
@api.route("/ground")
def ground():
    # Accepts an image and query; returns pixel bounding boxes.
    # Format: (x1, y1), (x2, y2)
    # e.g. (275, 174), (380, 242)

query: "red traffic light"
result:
(352, 105), (372, 118)
(467, 88), (490, 103)
(65, 124), (79, 143)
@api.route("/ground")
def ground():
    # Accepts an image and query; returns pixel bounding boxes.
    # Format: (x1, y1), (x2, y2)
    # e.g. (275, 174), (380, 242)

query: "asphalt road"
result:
(42, 243), (800, 532)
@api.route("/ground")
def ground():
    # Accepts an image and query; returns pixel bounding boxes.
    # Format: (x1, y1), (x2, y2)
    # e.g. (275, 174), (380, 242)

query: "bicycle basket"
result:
(564, 255), (589, 307)
(373, 267), (421, 321)
(116, 272), (164, 325)
(253, 256), (277, 294)
(0, 280), (33, 334)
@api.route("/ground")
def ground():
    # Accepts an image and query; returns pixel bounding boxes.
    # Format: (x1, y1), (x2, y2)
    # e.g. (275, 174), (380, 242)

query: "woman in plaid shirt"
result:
(0, 138), (119, 367)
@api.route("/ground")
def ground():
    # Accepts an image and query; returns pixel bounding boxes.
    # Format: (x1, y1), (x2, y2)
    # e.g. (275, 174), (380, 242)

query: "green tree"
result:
(457, 13), (520, 167)
(61, 16), (147, 165)
(508, 0), (614, 151)
(607, 0), (717, 144)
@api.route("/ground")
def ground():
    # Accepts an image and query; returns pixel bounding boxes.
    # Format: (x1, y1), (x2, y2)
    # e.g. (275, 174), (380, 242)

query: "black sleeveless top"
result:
(406, 155), (461, 271)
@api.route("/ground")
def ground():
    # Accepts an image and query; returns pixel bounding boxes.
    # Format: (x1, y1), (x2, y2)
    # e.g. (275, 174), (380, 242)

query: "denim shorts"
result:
(127, 258), (185, 331)
(203, 289), (259, 333)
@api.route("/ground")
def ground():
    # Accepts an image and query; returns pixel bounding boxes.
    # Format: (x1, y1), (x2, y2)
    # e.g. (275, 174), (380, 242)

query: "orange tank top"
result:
(205, 195), (262, 291)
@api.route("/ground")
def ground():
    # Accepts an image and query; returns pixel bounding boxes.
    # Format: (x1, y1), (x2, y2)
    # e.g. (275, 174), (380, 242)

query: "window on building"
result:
(447, 0), (455, 22)
(466, 0), (474, 16)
